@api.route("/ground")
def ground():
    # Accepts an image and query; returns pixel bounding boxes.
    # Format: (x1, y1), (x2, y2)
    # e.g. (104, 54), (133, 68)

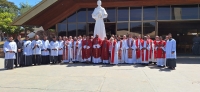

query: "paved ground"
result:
(0, 56), (200, 92)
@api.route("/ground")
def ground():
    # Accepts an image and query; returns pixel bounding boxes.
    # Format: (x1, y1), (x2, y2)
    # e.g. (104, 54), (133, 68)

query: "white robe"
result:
(125, 39), (136, 64)
(72, 41), (81, 61)
(117, 41), (125, 63)
(31, 40), (43, 55)
(92, 6), (108, 40)
(78, 40), (83, 62)
(41, 40), (50, 56)
(151, 43), (156, 63)
(63, 41), (72, 63)
(140, 41), (150, 64)
(4, 41), (17, 59)
(58, 40), (64, 55)
(109, 42), (118, 64)
(136, 39), (142, 63)
(23, 40), (32, 56)
(165, 39), (176, 59)
(122, 39), (127, 62)
(50, 41), (59, 56)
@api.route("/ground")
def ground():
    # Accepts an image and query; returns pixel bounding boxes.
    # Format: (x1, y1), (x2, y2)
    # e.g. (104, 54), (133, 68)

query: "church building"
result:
(11, 0), (200, 53)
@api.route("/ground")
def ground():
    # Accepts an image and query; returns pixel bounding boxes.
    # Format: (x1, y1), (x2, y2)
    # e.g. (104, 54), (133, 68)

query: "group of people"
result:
(3, 33), (177, 70)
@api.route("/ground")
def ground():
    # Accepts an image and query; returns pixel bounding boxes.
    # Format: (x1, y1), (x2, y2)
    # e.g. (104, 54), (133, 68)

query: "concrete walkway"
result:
(0, 57), (200, 92)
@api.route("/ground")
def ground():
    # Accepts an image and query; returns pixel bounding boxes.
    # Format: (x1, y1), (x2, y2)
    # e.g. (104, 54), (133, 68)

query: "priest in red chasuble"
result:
(81, 35), (86, 62)
(109, 37), (118, 65)
(140, 36), (150, 65)
(101, 37), (110, 64)
(82, 36), (92, 63)
(153, 36), (160, 65)
(147, 35), (155, 63)
(92, 34), (102, 64)
(156, 36), (166, 67)
(135, 35), (143, 64)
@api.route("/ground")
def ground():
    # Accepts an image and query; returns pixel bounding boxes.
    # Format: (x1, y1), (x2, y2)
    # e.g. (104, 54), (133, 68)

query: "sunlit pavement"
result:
(0, 56), (200, 92)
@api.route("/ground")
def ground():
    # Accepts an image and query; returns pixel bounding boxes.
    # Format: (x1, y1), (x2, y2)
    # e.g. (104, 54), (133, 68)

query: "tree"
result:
(18, 2), (33, 35)
(0, 0), (18, 17)
(0, 12), (19, 34)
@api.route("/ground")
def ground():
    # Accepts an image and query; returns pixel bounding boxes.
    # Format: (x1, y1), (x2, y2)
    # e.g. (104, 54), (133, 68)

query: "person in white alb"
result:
(72, 37), (81, 63)
(58, 36), (64, 63)
(125, 34), (136, 64)
(32, 35), (43, 65)
(23, 36), (32, 66)
(4, 36), (17, 69)
(41, 36), (50, 64)
(50, 36), (59, 64)
(109, 37), (118, 65)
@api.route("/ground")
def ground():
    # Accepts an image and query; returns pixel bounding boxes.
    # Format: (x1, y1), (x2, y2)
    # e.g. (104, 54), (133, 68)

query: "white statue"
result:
(92, 0), (108, 40)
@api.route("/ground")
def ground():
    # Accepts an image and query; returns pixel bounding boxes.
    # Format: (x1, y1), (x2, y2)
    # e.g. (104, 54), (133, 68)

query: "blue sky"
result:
(8, 0), (42, 7)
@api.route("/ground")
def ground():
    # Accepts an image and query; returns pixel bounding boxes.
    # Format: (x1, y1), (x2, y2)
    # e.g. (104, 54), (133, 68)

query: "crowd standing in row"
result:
(3, 33), (177, 70)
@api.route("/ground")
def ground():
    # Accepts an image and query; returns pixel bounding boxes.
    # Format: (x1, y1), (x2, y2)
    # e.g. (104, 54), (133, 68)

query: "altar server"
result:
(41, 36), (50, 64)
(32, 35), (43, 65)
(4, 36), (17, 69)
(23, 36), (32, 66)
(58, 36), (64, 63)
(50, 36), (59, 64)
(165, 33), (177, 70)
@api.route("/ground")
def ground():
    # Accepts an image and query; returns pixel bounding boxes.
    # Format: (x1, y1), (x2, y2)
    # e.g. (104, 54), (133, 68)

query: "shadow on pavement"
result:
(0, 68), (7, 71)
(177, 57), (200, 64)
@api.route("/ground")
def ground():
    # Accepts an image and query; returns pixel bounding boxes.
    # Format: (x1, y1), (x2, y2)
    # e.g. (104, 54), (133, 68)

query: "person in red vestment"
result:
(109, 37), (118, 65)
(140, 36), (150, 65)
(81, 35), (86, 62)
(92, 34), (102, 63)
(156, 36), (166, 67)
(101, 37), (110, 64)
(83, 36), (92, 63)
(147, 35), (155, 63)
(135, 35), (143, 64)
(153, 36), (160, 65)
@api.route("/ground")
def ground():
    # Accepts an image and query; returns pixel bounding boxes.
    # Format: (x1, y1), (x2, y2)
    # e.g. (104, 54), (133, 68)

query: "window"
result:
(117, 22), (128, 35)
(143, 7), (156, 20)
(171, 5), (198, 20)
(106, 8), (116, 22)
(130, 7), (142, 21)
(77, 23), (86, 36)
(88, 8), (95, 22)
(130, 22), (142, 36)
(158, 6), (170, 20)
(57, 23), (67, 36)
(67, 13), (76, 22)
(68, 23), (76, 37)
(77, 8), (86, 22)
(118, 7), (129, 21)
(143, 22), (155, 38)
